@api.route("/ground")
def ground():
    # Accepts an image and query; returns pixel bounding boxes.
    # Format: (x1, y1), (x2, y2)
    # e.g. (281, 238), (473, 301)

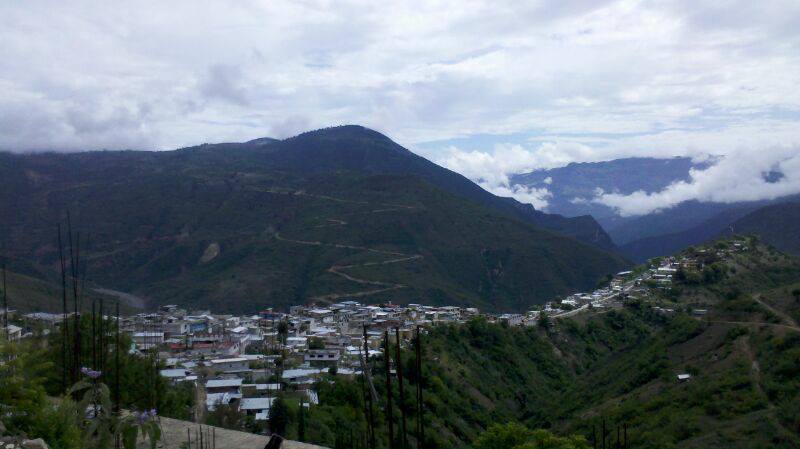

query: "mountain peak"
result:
(286, 124), (393, 143)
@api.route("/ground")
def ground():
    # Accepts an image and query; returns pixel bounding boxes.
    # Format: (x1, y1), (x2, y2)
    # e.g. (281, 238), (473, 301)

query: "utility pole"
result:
(602, 419), (606, 449)
(395, 327), (408, 449)
(58, 224), (68, 391)
(384, 330), (395, 449)
(363, 325), (376, 449)
(2, 264), (7, 340)
(415, 326), (424, 448)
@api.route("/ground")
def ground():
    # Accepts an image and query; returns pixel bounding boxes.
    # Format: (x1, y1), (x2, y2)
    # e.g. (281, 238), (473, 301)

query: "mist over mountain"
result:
(510, 157), (800, 260)
(511, 157), (705, 226)
(0, 125), (627, 313)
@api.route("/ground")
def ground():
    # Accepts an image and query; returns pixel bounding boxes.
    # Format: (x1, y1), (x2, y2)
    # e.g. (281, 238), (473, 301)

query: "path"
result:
(738, 338), (797, 442)
(754, 295), (800, 329)
(703, 320), (800, 332)
(93, 287), (147, 309)
(267, 187), (423, 303)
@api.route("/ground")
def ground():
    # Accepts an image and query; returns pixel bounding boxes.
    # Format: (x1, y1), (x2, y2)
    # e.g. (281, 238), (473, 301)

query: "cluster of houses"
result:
(1, 237), (756, 420)
(111, 302), (482, 423)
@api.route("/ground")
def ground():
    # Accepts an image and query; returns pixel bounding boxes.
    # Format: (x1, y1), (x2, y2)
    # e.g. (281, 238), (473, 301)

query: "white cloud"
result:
(594, 146), (800, 216)
(0, 0), (798, 211)
(436, 142), (601, 208)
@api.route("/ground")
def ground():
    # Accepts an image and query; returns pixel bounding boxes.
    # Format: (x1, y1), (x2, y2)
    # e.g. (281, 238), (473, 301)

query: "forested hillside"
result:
(0, 126), (626, 313)
(303, 238), (800, 448)
(723, 202), (800, 255)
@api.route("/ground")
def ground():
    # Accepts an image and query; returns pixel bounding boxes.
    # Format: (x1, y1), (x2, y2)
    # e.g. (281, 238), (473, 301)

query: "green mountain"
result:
(0, 126), (627, 313)
(722, 202), (800, 255)
(307, 238), (800, 448)
(618, 198), (800, 262)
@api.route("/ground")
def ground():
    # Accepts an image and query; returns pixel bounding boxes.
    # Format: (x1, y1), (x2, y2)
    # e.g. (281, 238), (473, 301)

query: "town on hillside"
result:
(0, 238), (753, 429)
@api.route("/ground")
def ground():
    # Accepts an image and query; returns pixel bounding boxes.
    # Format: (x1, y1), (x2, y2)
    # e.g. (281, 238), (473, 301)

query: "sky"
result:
(1, 0), (799, 215)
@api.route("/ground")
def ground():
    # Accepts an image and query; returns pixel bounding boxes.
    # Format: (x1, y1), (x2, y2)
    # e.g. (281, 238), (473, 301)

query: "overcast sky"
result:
(2, 0), (799, 215)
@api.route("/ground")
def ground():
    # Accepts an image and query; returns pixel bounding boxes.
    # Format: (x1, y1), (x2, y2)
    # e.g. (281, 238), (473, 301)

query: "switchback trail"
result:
(266, 187), (423, 303)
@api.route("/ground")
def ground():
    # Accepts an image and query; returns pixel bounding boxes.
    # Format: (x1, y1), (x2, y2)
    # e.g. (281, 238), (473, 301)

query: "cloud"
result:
(200, 64), (250, 106)
(436, 143), (572, 208)
(269, 115), (311, 139)
(593, 146), (800, 216)
(0, 0), (798, 216)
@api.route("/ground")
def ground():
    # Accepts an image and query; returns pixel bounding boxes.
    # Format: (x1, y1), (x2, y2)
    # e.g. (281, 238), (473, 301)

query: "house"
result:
(282, 368), (323, 385)
(210, 357), (249, 373)
(498, 314), (522, 326)
(206, 392), (241, 411)
(206, 378), (243, 394)
(24, 312), (65, 325)
(305, 349), (341, 364)
(131, 331), (164, 350)
(239, 397), (275, 420)
(163, 320), (189, 338)
(1, 324), (23, 341)
(159, 368), (192, 384)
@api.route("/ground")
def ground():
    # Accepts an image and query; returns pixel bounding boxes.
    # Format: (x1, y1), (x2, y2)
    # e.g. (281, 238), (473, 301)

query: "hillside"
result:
(0, 256), (122, 314)
(618, 204), (761, 262)
(722, 202), (800, 255)
(306, 238), (800, 448)
(619, 199), (800, 262)
(233, 126), (617, 250)
(0, 126), (627, 313)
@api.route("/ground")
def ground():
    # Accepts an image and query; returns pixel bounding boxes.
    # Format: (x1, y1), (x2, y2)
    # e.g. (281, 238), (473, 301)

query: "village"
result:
(1, 239), (752, 431)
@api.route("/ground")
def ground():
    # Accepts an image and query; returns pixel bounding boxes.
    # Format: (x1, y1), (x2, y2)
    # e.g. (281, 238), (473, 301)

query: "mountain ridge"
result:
(0, 126), (628, 313)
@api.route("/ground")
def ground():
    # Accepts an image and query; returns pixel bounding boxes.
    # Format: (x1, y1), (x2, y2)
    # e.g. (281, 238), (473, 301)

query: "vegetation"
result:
(0, 126), (626, 314)
(291, 240), (800, 449)
(0, 338), (162, 449)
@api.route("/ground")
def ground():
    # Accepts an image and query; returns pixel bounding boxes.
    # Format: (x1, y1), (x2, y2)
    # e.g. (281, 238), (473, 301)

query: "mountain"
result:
(722, 201), (800, 255)
(510, 157), (706, 227)
(511, 157), (799, 256)
(0, 126), (628, 313)
(618, 203), (764, 262)
(250, 126), (617, 250)
(618, 197), (800, 262)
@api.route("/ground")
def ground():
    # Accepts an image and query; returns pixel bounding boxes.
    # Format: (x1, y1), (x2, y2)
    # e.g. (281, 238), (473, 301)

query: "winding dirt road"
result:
(267, 187), (423, 303)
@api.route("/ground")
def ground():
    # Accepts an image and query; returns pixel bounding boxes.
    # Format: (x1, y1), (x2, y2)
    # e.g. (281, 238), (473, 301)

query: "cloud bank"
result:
(0, 1), (799, 212)
(594, 146), (800, 216)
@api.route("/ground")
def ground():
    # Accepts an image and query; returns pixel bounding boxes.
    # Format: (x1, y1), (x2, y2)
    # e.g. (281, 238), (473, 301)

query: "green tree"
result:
(474, 423), (590, 449)
(277, 321), (289, 345)
(308, 337), (325, 349)
(269, 395), (290, 436)
(538, 311), (550, 330)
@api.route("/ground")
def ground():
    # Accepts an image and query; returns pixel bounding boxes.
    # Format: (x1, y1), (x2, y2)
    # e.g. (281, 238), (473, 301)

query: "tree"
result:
(474, 423), (590, 449)
(206, 403), (241, 430)
(269, 395), (290, 436)
(277, 321), (289, 345)
(538, 312), (550, 330)
(308, 337), (325, 350)
(298, 397), (306, 442)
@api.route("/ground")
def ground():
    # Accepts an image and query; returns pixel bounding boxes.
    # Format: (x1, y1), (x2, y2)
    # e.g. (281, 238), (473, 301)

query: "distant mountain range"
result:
(512, 157), (798, 261)
(0, 125), (627, 313)
(511, 157), (706, 229)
